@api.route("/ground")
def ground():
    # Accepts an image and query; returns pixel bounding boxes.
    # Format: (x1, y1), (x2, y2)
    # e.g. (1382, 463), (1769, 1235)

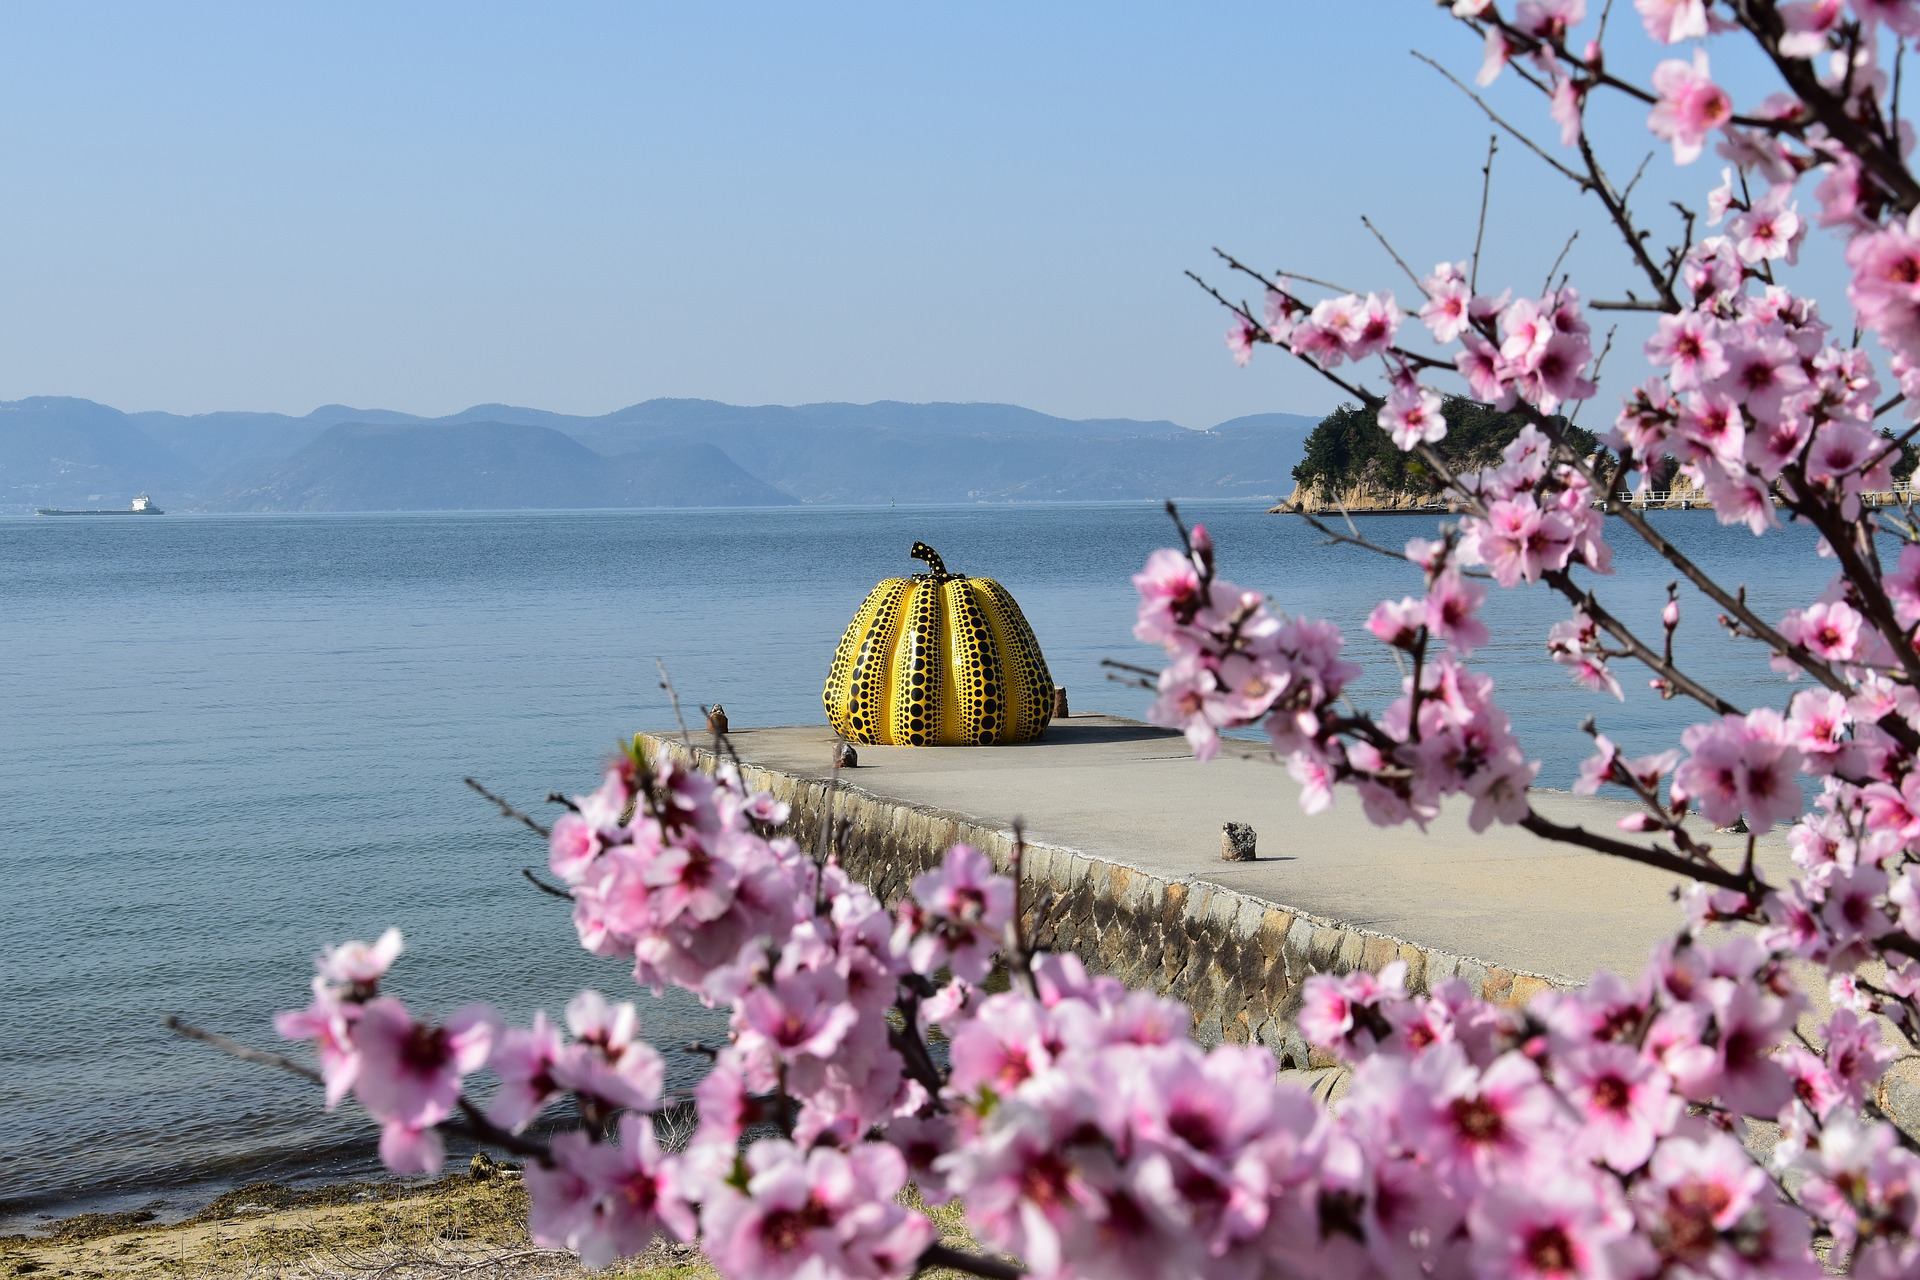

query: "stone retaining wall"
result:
(643, 733), (1564, 1069)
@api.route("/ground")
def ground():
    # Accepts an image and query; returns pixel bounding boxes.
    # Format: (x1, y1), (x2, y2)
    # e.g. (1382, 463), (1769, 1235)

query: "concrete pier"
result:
(641, 714), (1807, 1063)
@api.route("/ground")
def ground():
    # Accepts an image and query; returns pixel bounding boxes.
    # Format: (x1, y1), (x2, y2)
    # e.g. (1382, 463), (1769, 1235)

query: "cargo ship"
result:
(36, 492), (164, 516)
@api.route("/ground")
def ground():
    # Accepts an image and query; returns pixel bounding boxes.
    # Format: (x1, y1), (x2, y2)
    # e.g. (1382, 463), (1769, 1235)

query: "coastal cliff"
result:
(1269, 478), (1468, 515)
(1270, 471), (1711, 515)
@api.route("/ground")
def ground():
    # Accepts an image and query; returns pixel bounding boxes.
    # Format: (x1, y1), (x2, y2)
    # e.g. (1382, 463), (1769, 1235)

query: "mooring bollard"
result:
(706, 704), (729, 736)
(1052, 686), (1069, 720)
(1221, 821), (1257, 861)
(833, 741), (859, 769)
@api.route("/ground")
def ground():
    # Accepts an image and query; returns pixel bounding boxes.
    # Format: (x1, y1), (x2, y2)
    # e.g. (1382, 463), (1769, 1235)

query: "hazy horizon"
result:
(0, 389), (1316, 432)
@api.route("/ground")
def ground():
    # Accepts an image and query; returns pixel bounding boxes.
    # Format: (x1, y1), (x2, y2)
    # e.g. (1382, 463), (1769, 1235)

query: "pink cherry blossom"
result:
(1779, 0), (1845, 57)
(1299, 963), (1407, 1062)
(1469, 1173), (1647, 1280)
(1516, 0), (1587, 41)
(487, 1009), (565, 1132)
(1378, 381), (1447, 450)
(317, 928), (404, 987)
(553, 990), (664, 1112)
(1643, 310), (1735, 391)
(1465, 495), (1576, 586)
(1733, 187), (1804, 264)
(736, 968), (860, 1062)
(275, 978), (360, 1109)
(1130, 548), (1201, 648)
(1563, 1043), (1678, 1172)
(1419, 261), (1472, 341)
(1636, 0), (1709, 42)
(1673, 711), (1805, 832)
(351, 997), (496, 1161)
(1224, 320), (1256, 367)
(901, 842), (1014, 983)
(1636, 1134), (1772, 1266)
(1782, 599), (1864, 662)
(1410, 1046), (1558, 1186)
(1648, 50), (1733, 164)
(1425, 569), (1489, 654)
(703, 1140), (931, 1280)
(1366, 596), (1424, 649)
(573, 1113), (696, 1267)
(1347, 291), (1400, 359)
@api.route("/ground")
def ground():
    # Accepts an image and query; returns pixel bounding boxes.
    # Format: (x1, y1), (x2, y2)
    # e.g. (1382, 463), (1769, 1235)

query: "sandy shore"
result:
(0, 1163), (704, 1280)
(0, 1163), (975, 1280)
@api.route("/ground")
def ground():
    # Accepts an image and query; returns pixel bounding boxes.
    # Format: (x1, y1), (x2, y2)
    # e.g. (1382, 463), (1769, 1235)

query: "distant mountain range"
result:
(0, 395), (1316, 513)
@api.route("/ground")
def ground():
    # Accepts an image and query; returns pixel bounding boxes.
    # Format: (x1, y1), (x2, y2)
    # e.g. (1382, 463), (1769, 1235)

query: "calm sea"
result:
(0, 502), (1828, 1226)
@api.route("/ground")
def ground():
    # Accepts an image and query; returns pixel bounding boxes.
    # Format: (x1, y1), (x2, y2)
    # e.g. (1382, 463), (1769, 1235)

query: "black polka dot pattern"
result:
(822, 577), (910, 744)
(820, 543), (1052, 746)
(888, 576), (945, 746)
(975, 577), (1052, 741)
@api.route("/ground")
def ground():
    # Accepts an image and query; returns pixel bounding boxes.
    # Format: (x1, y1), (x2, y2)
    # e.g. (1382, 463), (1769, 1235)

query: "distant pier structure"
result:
(1271, 481), (1919, 517)
(36, 492), (165, 516)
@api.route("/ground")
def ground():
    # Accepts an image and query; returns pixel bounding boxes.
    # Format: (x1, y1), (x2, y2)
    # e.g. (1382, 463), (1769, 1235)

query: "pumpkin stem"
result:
(910, 541), (950, 581)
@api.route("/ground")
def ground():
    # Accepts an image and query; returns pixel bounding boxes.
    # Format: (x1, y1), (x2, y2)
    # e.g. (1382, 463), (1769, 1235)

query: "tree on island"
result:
(183, 4), (1920, 1278)
(1292, 395), (1601, 500)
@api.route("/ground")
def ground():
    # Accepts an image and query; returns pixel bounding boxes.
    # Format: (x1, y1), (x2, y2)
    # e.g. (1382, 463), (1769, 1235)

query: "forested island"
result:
(1270, 396), (1598, 513)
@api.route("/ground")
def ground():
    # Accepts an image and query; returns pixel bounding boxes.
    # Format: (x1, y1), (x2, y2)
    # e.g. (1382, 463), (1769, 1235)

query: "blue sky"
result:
(0, 4), (1846, 426)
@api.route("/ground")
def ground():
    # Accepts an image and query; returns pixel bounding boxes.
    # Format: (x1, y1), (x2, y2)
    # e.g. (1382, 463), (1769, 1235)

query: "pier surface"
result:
(671, 715), (1787, 985)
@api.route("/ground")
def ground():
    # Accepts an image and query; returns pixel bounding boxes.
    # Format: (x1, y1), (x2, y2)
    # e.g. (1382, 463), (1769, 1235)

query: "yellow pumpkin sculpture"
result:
(823, 542), (1053, 746)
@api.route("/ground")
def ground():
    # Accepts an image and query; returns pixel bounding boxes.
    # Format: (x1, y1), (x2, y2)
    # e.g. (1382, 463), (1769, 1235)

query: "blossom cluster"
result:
(277, 748), (1031, 1275)
(1138, 526), (1538, 831)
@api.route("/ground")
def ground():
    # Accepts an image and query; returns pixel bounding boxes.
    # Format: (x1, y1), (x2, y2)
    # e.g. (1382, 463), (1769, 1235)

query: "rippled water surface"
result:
(0, 502), (1829, 1225)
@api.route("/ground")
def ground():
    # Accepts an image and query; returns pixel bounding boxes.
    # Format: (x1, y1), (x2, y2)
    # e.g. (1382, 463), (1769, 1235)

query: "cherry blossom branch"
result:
(464, 777), (552, 841)
(1360, 214), (1425, 292)
(1461, 9), (1806, 135)
(1605, 492), (1920, 752)
(915, 1243), (1025, 1280)
(1517, 812), (1753, 894)
(1786, 484), (1920, 690)
(1183, 268), (1380, 405)
(1588, 297), (1672, 313)
(1580, 720), (1717, 858)
(1619, 151), (1654, 207)
(1736, 1), (1920, 214)
(165, 1016), (553, 1162)
(1411, 49), (1585, 185)
(1298, 513), (1492, 579)
(655, 658), (694, 749)
(1272, 266), (1367, 297)
(1542, 228), (1580, 295)
(521, 867), (571, 901)
(1541, 568), (1744, 717)
(1471, 133), (1497, 293)
(165, 1014), (324, 1085)
(1422, 28), (1688, 313)
(1511, 408), (1876, 715)
(1574, 130), (1682, 312)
